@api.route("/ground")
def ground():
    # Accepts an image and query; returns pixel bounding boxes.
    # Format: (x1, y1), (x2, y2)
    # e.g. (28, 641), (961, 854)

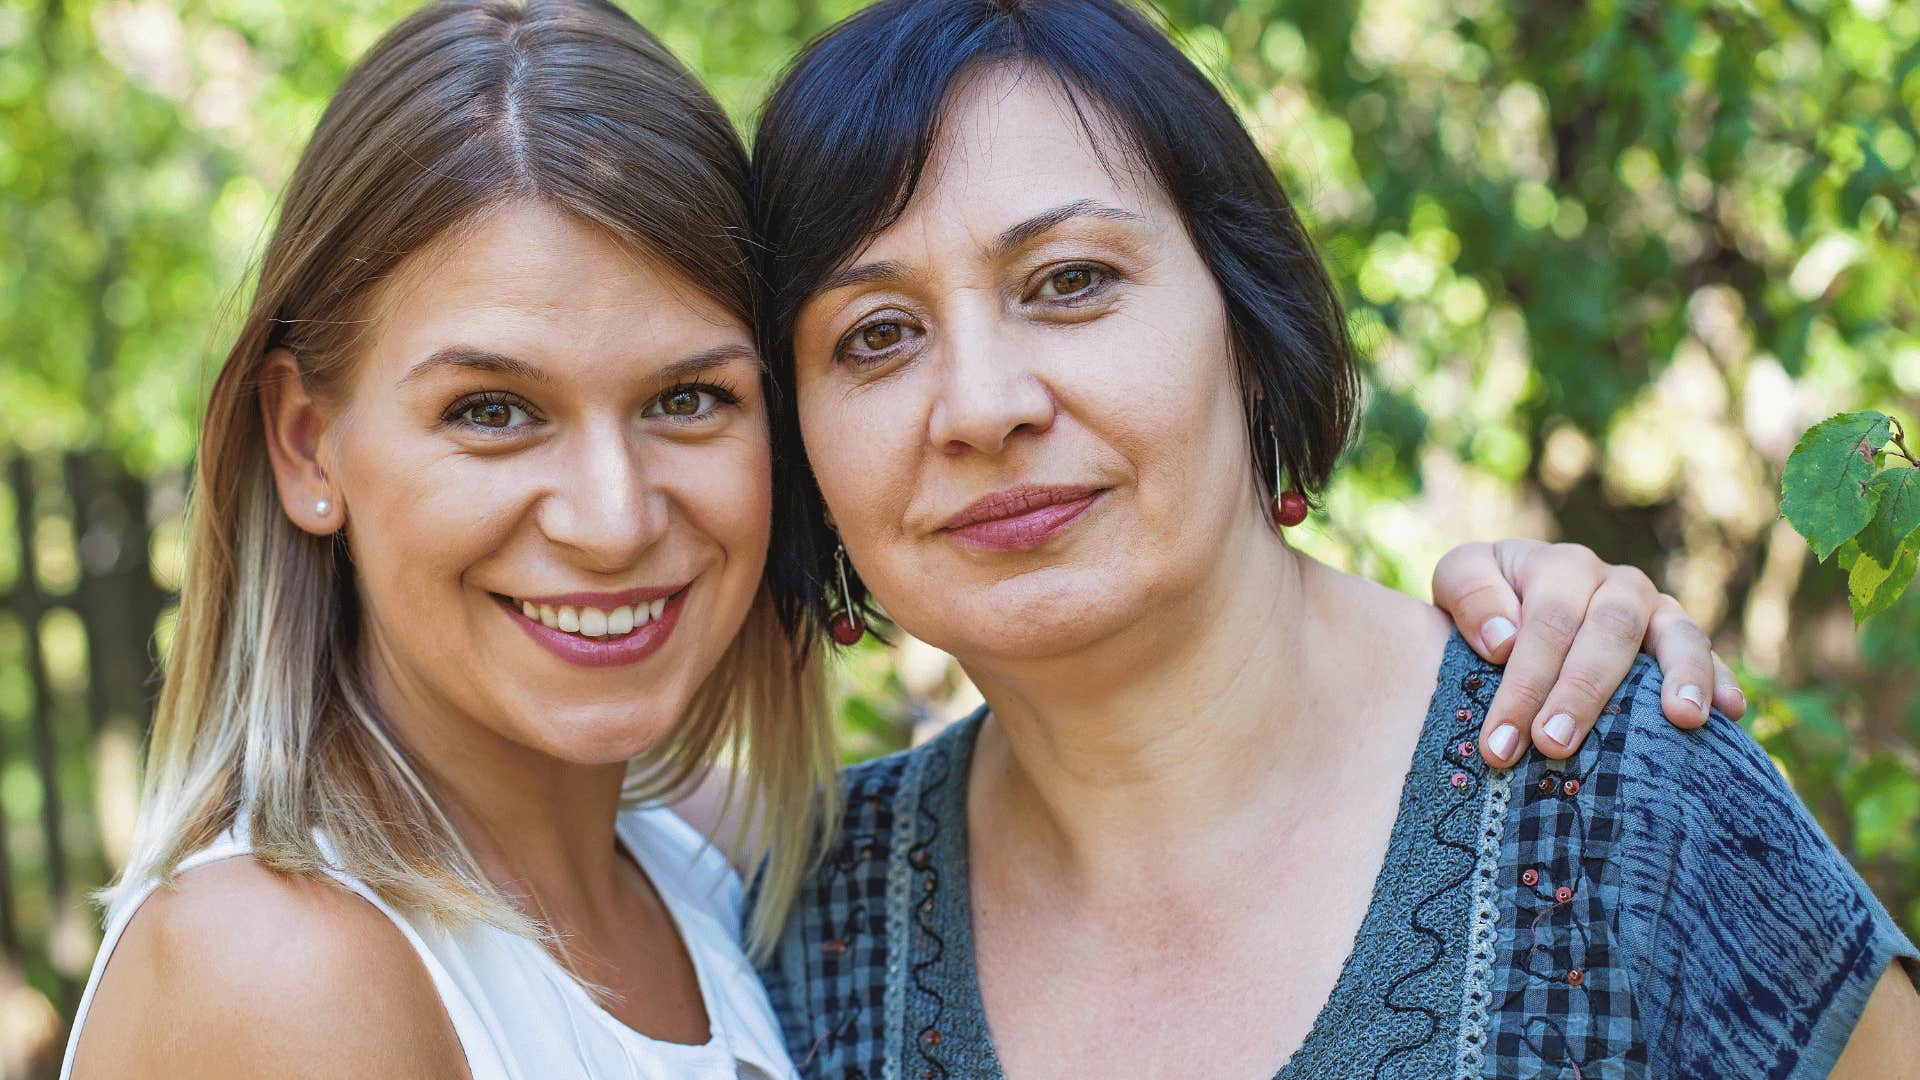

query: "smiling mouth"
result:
(491, 589), (681, 641)
(940, 485), (1106, 551)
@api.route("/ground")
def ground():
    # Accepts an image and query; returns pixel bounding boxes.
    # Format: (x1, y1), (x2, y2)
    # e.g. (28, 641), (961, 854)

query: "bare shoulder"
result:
(71, 855), (466, 1078)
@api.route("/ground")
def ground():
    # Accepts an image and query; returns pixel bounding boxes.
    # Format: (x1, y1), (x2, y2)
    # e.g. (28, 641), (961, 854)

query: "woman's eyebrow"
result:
(653, 343), (762, 382)
(987, 199), (1143, 259)
(399, 345), (549, 386)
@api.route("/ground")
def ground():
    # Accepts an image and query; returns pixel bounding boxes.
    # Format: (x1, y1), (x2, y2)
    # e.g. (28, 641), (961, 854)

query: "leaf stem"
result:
(1892, 417), (1920, 468)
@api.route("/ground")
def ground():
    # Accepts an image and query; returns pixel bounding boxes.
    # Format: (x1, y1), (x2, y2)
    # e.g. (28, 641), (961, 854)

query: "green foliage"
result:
(1786, 411), (1920, 623)
(1781, 411), (1891, 559)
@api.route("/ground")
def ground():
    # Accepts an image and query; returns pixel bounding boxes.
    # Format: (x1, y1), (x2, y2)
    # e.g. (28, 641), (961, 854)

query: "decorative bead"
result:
(1554, 885), (1574, 903)
(1521, 868), (1539, 887)
(859, 845), (875, 861)
(920, 898), (934, 913)
(1538, 778), (1557, 793)
(1458, 741), (1475, 758)
(1567, 969), (1586, 987)
(924, 879), (936, 893)
(822, 939), (847, 956)
(830, 614), (865, 646)
(1563, 779), (1582, 796)
(1450, 771), (1469, 789)
(1456, 708), (1473, 723)
(910, 850), (931, 869)
(1466, 674), (1484, 691)
(1272, 490), (1309, 527)
(922, 1030), (944, 1046)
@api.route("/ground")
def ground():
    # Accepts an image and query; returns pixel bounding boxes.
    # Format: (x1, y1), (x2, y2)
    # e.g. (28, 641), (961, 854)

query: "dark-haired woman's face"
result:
(792, 68), (1270, 664)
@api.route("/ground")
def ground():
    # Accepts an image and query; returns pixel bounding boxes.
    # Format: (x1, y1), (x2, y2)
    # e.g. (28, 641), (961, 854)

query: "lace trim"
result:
(881, 751), (923, 1079)
(1453, 767), (1512, 1079)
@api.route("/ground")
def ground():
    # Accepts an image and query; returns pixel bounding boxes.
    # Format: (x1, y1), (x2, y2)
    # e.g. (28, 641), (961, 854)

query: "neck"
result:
(964, 522), (1448, 885)
(360, 643), (631, 922)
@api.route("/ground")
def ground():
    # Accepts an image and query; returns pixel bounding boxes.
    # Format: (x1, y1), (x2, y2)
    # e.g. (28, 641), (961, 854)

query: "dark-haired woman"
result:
(751, 2), (1920, 1076)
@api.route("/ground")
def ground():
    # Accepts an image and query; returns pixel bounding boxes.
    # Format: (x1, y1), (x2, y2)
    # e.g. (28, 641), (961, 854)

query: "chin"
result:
(911, 566), (1143, 662)
(525, 700), (684, 766)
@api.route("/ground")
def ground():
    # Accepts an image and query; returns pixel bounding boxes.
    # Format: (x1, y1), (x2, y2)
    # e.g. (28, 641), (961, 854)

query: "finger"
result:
(1643, 594), (1713, 729)
(1525, 567), (1658, 759)
(1711, 651), (1747, 719)
(1432, 541), (1523, 662)
(1479, 563), (1594, 765)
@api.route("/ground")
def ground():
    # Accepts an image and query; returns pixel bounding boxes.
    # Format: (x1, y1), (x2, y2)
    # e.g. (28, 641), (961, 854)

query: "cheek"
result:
(797, 378), (917, 532)
(662, 432), (775, 567)
(333, 433), (522, 596)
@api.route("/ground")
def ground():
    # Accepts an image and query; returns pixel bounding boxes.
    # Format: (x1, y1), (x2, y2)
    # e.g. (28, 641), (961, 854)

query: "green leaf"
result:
(1848, 537), (1920, 626)
(1781, 410), (1892, 560)
(1857, 466), (1920, 568)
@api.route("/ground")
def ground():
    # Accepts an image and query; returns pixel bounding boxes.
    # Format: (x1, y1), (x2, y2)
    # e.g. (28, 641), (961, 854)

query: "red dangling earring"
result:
(829, 541), (866, 645)
(1268, 425), (1309, 527)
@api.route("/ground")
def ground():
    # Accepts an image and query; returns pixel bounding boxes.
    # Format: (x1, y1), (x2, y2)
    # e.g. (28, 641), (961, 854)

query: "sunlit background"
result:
(3, 0), (1918, 1072)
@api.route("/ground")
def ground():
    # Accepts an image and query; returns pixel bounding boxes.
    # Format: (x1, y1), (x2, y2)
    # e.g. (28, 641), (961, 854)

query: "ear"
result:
(260, 349), (341, 537)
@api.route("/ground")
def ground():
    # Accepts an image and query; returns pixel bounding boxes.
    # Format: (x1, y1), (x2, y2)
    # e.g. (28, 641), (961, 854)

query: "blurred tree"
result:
(1, 0), (1915, 1072)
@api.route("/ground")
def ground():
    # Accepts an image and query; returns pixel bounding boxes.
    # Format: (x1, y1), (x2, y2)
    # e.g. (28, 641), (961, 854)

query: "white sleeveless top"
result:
(62, 807), (796, 1079)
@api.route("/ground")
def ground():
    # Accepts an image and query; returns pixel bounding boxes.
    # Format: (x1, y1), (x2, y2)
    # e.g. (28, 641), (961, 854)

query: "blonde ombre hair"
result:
(108, 0), (837, 957)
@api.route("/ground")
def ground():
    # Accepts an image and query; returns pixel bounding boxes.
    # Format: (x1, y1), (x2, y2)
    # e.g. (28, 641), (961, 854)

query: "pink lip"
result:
(499, 588), (687, 669)
(940, 485), (1103, 551)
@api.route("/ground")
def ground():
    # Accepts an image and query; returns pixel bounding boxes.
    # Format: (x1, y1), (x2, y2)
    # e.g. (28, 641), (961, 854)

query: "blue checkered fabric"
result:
(758, 752), (909, 1079)
(1483, 654), (1917, 1079)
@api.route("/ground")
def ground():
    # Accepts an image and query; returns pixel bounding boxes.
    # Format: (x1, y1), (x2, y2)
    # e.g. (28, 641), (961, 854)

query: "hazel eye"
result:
(661, 388), (710, 416)
(464, 401), (528, 429)
(1037, 265), (1099, 299)
(642, 382), (738, 420)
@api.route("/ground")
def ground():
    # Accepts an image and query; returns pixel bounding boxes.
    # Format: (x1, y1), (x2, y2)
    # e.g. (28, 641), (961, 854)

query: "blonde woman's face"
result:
(323, 201), (770, 764)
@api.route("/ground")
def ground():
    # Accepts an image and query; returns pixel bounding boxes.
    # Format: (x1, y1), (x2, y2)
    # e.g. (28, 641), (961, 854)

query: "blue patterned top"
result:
(756, 632), (1917, 1078)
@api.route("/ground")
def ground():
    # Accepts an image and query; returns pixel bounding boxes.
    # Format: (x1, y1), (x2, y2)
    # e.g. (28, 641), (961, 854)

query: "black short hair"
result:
(754, 0), (1360, 647)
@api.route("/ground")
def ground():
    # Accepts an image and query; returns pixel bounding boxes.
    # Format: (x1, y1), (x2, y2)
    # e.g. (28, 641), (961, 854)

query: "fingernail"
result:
(1678, 684), (1707, 712)
(1725, 686), (1746, 709)
(1543, 712), (1576, 747)
(1482, 616), (1516, 651)
(1488, 724), (1520, 761)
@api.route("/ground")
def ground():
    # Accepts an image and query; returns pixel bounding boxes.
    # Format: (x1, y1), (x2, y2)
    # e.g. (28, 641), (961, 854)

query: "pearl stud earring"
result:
(315, 498), (332, 516)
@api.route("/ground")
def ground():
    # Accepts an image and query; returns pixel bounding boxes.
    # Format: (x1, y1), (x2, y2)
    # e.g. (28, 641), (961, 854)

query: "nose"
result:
(538, 425), (665, 574)
(925, 309), (1056, 455)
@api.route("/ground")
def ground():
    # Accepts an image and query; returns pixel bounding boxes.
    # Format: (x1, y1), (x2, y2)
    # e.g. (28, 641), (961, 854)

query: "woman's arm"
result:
(1432, 538), (1746, 766)
(71, 857), (466, 1078)
(1832, 964), (1920, 1078)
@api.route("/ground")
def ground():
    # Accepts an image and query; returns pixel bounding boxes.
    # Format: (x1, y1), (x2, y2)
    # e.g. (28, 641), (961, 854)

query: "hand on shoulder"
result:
(71, 855), (466, 1078)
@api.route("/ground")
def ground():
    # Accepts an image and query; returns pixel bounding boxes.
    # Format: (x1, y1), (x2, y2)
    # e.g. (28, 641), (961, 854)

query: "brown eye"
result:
(1047, 267), (1094, 296)
(859, 322), (903, 351)
(662, 389), (702, 416)
(466, 402), (515, 428)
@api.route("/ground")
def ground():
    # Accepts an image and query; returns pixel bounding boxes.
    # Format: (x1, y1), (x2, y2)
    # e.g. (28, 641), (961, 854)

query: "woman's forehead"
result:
(868, 65), (1172, 255)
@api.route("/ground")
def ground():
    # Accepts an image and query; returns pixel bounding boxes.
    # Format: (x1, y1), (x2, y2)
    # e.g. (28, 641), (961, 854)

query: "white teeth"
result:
(517, 595), (671, 639)
(579, 607), (608, 637)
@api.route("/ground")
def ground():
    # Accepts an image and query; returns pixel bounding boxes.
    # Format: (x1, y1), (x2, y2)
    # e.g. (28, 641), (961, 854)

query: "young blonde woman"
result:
(62, 2), (829, 1075)
(63, 1), (1743, 1076)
